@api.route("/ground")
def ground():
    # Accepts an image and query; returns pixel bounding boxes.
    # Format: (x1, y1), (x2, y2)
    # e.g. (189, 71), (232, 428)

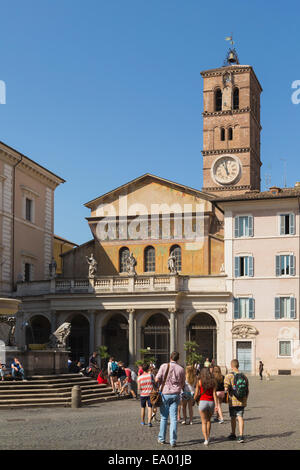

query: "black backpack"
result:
(232, 373), (248, 399)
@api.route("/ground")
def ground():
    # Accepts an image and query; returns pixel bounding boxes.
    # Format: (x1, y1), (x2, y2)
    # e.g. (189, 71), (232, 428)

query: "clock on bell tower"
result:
(201, 49), (262, 195)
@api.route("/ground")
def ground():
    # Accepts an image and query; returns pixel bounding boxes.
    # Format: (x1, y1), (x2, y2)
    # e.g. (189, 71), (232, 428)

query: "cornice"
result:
(202, 147), (250, 156)
(203, 185), (251, 192)
(202, 107), (250, 117)
(201, 66), (253, 78)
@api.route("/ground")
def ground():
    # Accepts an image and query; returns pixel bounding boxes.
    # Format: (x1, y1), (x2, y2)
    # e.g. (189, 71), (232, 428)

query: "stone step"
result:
(0, 391), (116, 404)
(0, 379), (101, 389)
(0, 385), (112, 395)
(0, 389), (115, 398)
(0, 394), (129, 409)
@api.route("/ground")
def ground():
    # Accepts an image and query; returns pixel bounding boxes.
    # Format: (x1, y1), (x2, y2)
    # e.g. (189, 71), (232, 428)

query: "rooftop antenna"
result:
(280, 158), (287, 188)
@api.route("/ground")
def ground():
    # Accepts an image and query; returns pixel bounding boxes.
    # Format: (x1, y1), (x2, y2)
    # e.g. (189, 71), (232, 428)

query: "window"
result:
(234, 298), (255, 319)
(24, 263), (32, 282)
(233, 87), (239, 110)
(144, 246), (155, 272)
(276, 255), (295, 276)
(228, 127), (233, 140)
(279, 341), (291, 357)
(215, 88), (222, 111)
(25, 198), (33, 222)
(220, 127), (225, 141)
(234, 256), (254, 277)
(119, 247), (129, 273)
(279, 214), (295, 235)
(234, 216), (253, 237)
(275, 297), (296, 319)
(170, 245), (182, 272)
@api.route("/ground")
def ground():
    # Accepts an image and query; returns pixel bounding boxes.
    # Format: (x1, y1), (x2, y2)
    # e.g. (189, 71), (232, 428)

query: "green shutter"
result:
(234, 257), (240, 277)
(290, 255), (295, 276)
(234, 217), (239, 238)
(249, 256), (254, 277)
(275, 256), (280, 276)
(280, 215), (285, 235)
(289, 214), (295, 235)
(234, 298), (240, 319)
(249, 298), (255, 319)
(275, 297), (280, 319)
(290, 297), (296, 319)
(248, 216), (253, 237)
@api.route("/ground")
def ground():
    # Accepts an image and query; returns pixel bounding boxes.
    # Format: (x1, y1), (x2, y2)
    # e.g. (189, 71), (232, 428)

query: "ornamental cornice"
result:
(202, 107), (250, 117)
(203, 185), (251, 192)
(202, 148), (250, 156)
(201, 67), (252, 78)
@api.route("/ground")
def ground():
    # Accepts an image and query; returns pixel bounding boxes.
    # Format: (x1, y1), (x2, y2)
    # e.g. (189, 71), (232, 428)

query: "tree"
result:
(135, 348), (156, 368)
(184, 341), (203, 367)
(97, 345), (110, 369)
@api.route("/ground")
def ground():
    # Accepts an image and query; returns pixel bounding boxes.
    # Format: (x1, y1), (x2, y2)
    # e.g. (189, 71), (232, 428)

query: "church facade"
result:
(15, 50), (300, 375)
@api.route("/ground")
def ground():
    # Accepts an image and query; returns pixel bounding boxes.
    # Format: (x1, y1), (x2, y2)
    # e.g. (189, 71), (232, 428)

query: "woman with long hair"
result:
(181, 365), (197, 425)
(213, 365), (225, 423)
(194, 367), (218, 446)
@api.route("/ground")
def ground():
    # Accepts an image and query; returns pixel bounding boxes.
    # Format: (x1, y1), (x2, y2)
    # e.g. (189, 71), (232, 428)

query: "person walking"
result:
(259, 361), (264, 380)
(181, 365), (197, 425)
(107, 356), (118, 393)
(224, 359), (249, 443)
(213, 365), (225, 423)
(137, 363), (155, 427)
(155, 351), (185, 448)
(194, 367), (217, 446)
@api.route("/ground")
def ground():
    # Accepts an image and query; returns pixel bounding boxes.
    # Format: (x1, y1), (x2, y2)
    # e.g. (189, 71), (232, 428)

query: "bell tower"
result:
(201, 49), (262, 195)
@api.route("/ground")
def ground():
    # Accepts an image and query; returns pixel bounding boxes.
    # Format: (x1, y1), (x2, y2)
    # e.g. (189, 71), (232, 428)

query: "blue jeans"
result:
(12, 368), (25, 380)
(158, 394), (180, 445)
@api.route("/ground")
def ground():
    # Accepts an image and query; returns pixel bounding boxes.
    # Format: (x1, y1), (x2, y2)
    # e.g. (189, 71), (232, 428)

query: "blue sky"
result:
(0, 0), (300, 244)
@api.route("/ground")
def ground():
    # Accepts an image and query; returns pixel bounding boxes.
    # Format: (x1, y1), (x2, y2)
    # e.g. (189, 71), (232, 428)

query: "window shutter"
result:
(234, 298), (240, 319)
(289, 214), (295, 235)
(234, 257), (240, 277)
(275, 297), (280, 319)
(280, 215), (285, 235)
(275, 256), (280, 276)
(290, 255), (295, 276)
(248, 216), (253, 237)
(290, 297), (296, 319)
(249, 298), (255, 319)
(249, 256), (254, 277)
(234, 217), (239, 238)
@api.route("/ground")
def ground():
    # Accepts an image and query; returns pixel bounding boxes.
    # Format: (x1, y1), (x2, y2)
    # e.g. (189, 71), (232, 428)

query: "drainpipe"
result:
(11, 156), (23, 292)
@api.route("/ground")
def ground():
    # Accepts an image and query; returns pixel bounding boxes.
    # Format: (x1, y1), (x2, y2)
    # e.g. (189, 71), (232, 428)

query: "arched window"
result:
(233, 87), (239, 110)
(228, 127), (233, 140)
(215, 88), (222, 111)
(170, 245), (182, 272)
(119, 247), (129, 273)
(220, 127), (225, 141)
(144, 246), (155, 272)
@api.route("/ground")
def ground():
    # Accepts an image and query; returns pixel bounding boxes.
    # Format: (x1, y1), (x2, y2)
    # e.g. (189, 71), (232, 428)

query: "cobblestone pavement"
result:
(0, 376), (299, 450)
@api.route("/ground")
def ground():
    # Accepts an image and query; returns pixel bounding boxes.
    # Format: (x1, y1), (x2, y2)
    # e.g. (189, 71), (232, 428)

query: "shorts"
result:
(140, 396), (152, 408)
(198, 400), (215, 413)
(181, 391), (193, 401)
(229, 406), (245, 418)
(123, 382), (132, 392)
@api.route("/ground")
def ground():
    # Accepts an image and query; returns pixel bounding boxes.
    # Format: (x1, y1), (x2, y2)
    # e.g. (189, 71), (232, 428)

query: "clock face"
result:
(212, 155), (241, 185)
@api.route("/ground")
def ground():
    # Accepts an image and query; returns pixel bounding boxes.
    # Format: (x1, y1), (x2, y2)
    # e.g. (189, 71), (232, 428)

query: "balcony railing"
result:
(16, 274), (228, 297)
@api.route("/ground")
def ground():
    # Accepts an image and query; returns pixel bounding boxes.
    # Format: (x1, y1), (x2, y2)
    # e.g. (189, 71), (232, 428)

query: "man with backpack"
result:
(224, 359), (249, 443)
(107, 356), (119, 393)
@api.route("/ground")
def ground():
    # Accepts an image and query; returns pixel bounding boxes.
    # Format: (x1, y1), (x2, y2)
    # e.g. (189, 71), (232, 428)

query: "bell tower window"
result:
(228, 127), (233, 140)
(220, 127), (225, 141)
(215, 88), (222, 111)
(233, 87), (239, 110)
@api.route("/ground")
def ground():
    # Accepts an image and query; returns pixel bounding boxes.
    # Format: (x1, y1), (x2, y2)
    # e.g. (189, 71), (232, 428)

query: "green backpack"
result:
(232, 373), (248, 399)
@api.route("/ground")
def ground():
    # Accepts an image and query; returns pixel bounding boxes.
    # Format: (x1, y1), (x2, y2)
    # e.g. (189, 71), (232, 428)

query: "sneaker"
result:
(228, 433), (236, 440)
(170, 443), (177, 447)
(148, 423), (152, 427)
(157, 439), (165, 445)
(238, 436), (245, 443)
(189, 421), (193, 425)
(181, 420), (187, 425)
(204, 440), (209, 446)
(219, 419), (224, 424)
(141, 422), (145, 426)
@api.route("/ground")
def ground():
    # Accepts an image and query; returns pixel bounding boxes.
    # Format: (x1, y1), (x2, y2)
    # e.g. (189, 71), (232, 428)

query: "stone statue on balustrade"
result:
(86, 253), (98, 278)
(168, 253), (177, 275)
(126, 252), (137, 276)
(48, 322), (71, 349)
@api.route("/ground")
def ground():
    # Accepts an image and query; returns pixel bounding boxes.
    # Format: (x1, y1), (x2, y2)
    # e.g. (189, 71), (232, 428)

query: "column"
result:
(169, 308), (177, 353)
(127, 308), (135, 368)
(88, 310), (95, 355)
(50, 310), (57, 333)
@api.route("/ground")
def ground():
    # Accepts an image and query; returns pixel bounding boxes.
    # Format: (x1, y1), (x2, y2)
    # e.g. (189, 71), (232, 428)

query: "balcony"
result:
(16, 274), (228, 297)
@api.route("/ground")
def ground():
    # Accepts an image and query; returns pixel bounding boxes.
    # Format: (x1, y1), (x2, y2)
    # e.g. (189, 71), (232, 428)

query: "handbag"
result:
(150, 363), (170, 407)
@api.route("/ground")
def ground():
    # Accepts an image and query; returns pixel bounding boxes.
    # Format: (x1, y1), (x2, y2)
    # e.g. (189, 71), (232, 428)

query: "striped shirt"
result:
(137, 373), (154, 397)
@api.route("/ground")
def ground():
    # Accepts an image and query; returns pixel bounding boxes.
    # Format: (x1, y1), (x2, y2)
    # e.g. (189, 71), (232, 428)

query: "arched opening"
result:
(220, 127), (225, 141)
(143, 314), (170, 368)
(170, 245), (182, 272)
(215, 88), (222, 111)
(186, 313), (217, 365)
(67, 314), (90, 365)
(119, 247), (129, 273)
(103, 314), (129, 365)
(26, 315), (51, 345)
(228, 127), (233, 140)
(233, 87), (239, 110)
(144, 246), (155, 272)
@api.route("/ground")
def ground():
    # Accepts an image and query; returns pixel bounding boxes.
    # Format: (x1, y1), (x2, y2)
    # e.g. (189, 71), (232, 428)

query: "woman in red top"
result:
(194, 368), (218, 446)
